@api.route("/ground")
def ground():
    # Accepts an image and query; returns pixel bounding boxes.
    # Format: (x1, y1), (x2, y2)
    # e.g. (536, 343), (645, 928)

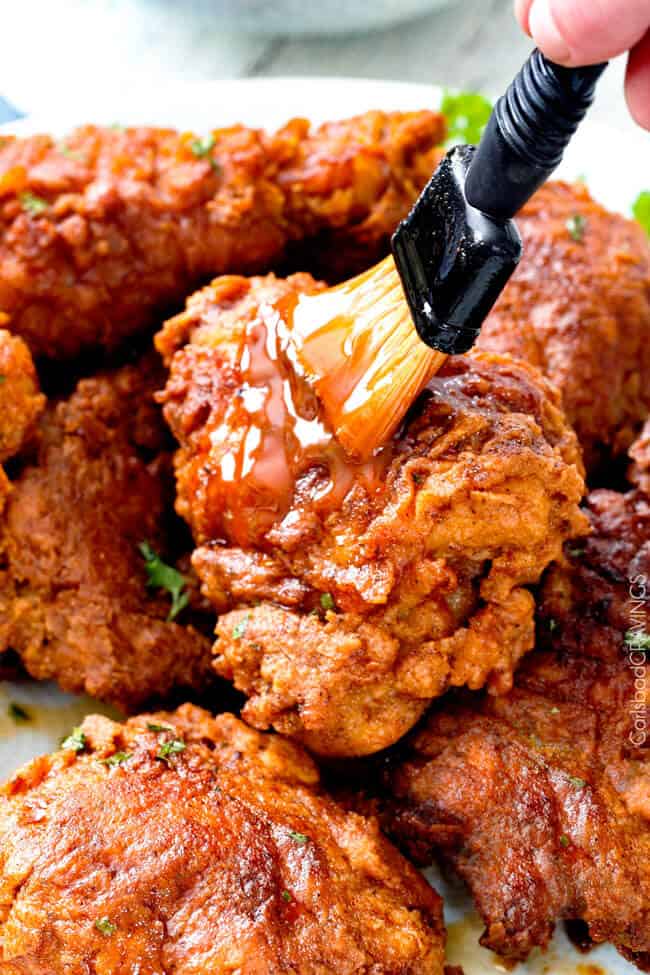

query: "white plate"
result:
(1, 77), (648, 975)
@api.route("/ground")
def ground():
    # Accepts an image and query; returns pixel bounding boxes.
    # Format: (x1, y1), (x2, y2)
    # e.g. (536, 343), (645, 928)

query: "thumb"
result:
(526, 0), (649, 65)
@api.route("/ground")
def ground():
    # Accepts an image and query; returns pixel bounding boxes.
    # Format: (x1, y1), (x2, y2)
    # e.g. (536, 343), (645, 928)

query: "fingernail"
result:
(529, 0), (572, 64)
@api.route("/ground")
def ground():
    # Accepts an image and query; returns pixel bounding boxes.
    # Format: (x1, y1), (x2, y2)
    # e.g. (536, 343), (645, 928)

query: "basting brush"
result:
(289, 51), (606, 460)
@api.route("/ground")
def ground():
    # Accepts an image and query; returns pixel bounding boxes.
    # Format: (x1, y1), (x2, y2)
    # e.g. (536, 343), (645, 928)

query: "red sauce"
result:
(211, 295), (392, 548)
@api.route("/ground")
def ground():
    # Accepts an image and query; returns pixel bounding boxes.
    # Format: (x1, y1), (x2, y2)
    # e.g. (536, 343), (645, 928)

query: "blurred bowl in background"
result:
(206, 0), (454, 35)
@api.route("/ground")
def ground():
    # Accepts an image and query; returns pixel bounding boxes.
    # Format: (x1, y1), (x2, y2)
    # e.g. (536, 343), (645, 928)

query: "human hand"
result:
(515, 0), (650, 130)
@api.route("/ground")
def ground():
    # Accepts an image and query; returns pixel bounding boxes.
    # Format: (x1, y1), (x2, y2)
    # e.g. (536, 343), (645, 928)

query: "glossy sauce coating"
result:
(159, 274), (392, 549)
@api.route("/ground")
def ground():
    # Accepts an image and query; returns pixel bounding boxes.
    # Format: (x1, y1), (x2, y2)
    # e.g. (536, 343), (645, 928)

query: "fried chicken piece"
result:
(478, 181), (650, 471)
(383, 485), (650, 969)
(0, 704), (446, 975)
(0, 330), (44, 470)
(537, 486), (650, 662)
(157, 272), (587, 757)
(0, 111), (444, 360)
(0, 331), (44, 678)
(0, 354), (213, 710)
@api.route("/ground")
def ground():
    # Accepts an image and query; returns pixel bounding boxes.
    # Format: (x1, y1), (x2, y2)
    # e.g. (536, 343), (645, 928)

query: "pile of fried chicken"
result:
(0, 106), (648, 974)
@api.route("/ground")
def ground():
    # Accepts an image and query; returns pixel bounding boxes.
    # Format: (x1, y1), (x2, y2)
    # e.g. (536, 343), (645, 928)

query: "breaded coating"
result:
(478, 181), (650, 471)
(0, 355), (213, 710)
(538, 486), (650, 662)
(630, 419), (650, 494)
(383, 486), (650, 968)
(0, 330), (44, 467)
(0, 704), (446, 975)
(157, 272), (587, 757)
(0, 111), (444, 360)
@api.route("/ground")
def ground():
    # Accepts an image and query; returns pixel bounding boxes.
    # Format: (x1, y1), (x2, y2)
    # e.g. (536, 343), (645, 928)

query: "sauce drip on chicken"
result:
(209, 294), (392, 548)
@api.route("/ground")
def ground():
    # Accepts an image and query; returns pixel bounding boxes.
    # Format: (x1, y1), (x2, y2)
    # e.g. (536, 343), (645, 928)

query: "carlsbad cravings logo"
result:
(627, 573), (649, 748)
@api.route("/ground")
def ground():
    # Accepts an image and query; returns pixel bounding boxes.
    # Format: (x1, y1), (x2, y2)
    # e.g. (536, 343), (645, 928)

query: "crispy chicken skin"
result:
(0, 355), (213, 710)
(478, 181), (650, 471)
(0, 111), (444, 360)
(0, 704), (446, 975)
(0, 330), (44, 470)
(157, 272), (587, 757)
(383, 485), (650, 968)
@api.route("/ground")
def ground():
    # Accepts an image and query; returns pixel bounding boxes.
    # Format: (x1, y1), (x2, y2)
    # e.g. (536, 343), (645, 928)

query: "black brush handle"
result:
(465, 50), (607, 219)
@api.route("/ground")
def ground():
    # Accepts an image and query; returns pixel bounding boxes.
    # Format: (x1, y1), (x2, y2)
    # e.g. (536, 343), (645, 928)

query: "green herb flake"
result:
(549, 707), (560, 716)
(95, 916), (116, 936)
(320, 592), (335, 612)
(61, 726), (87, 753)
(288, 830), (309, 845)
(281, 890), (292, 902)
(0, 375), (5, 385)
(568, 775), (586, 789)
(57, 142), (81, 159)
(625, 630), (650, 651)
(567, 545), (586, 557)
(8, 701), (30, 723)
(139, 541), (189, 622)
(232, 613), (251, 640)
(157, 738), (186, 765)
(566, 214), (587, 242)
(146, 722), (174, 733)
(100, 752), (132, 767)
(440, 89), (492, 146)
(20, 192), (48, 216)
(559, 834), (570, 848)
(548, 618), (558, 632)
(190, 134), (218, 167)
(632, 191), (650, 237)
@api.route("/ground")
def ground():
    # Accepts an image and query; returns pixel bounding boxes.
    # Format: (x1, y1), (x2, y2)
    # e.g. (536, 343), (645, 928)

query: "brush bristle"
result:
(289, 256), (447, 459)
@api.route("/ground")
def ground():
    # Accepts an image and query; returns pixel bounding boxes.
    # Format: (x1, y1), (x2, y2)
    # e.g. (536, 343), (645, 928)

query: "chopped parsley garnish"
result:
(8, 701), (30, 723)
(320, 592), (335, 612)
(549, 706), (560, 716)
(100, 752), (132, 767)
(190, 134), (220, 172)
(281, 890), (292, 902)
(625, 630), (650, 650)
(190, 134), (215, 157)
(288, 830), (309, 845)
(568, 775), (586, 789)
(0, 375), (5, 385)
(139, 541), (189, 622)
(157, 738), (186, 765)
(440, 89), (492, 146)
(548, 618), (558, 632)
(57, 142), (84, 161)
(61, 726), (87, 752)
(147, 722), (174, 733)
(567, 544), (585, 557)
(559, 834), (570, 848)
(632, 191), (650, 237)
(232, 613), (251, 640)
(95, 916), (116, 936)
(19, 191), (48, 216)
(566, 214), (587, 242)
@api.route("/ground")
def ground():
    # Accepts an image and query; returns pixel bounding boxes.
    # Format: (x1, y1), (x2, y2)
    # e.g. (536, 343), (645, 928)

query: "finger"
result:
(514, 0), (534, 34)
(528, 0), (650, 66)
(625, 29), (650, 131)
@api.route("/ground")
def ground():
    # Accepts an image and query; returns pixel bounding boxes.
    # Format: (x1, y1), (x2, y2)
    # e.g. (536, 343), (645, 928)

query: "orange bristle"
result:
(288, 256), (447, 459)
